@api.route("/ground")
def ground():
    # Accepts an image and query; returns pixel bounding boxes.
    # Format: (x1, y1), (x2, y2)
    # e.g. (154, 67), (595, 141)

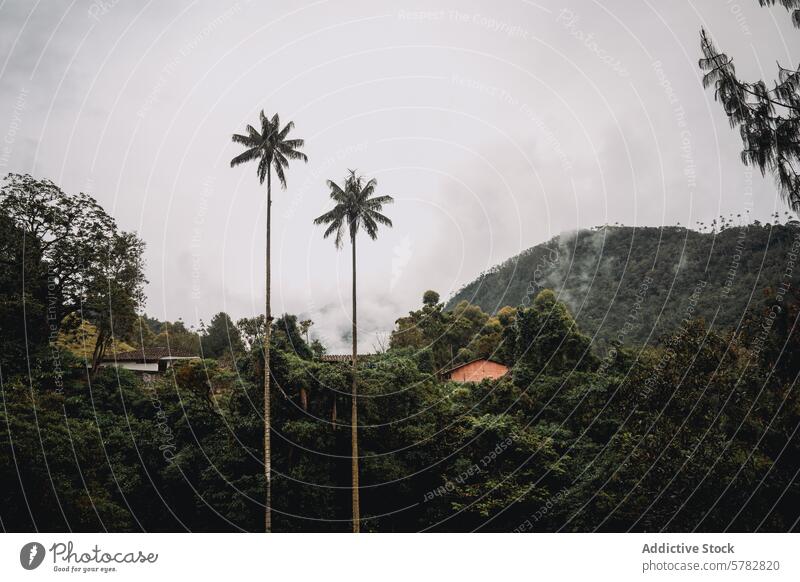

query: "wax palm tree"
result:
(313, 170), (393, 532)
(230, 111), (307, 532)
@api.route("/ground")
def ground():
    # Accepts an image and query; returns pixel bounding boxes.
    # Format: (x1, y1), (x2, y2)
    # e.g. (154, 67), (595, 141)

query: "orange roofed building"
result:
(443, 358), (509, 383)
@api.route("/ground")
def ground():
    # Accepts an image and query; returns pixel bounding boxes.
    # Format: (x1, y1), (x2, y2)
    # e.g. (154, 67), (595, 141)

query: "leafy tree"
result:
(272, 314), (312, 360)
(422, 289), (440, 306)
(699, 4), (800, 213)
(0, 174), (146, 375)
(514, 289), (593, 382)
(570, 319), (800, 532)
(298, 318), (313, 344)
(0, 174), (117, 313)
(201, 312), (244, 360)
(0, 214), (47, 376)
(85, 231), (147, 375)
(230, 111), (307, 531)
(391, 292), (516, 373)
(314, 169), (394, 532)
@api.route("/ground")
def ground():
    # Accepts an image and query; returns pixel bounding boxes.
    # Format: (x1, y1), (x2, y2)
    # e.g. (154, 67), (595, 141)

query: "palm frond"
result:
(367, 209), (393, 227)
(273, 157), (287, 188)
(278, 120), (295, 140)
(231, 132), (260, 147)
(364, 195), (394, 209)
(230, 146), (261, 168)
(279, 146), (308, 162)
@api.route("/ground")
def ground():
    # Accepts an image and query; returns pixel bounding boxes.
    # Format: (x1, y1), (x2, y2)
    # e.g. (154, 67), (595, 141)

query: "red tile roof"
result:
(441, 358), (506, 376)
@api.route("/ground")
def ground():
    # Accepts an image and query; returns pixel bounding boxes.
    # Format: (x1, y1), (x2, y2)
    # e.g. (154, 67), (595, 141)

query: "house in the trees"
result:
(318, 354), (375, 364)
(99, 347), (199, 373)
(443, 358), (509, 383)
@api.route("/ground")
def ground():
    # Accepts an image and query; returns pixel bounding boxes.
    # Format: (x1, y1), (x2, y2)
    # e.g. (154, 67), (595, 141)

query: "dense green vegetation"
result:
(447, 222), (800, 346)
(3, 176), (800, 532)
(3, 286), (799, 532)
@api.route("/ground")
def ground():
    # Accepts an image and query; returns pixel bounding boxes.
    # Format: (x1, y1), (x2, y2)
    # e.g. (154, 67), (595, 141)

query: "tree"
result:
(299, 319), (313, 344)
(0, 214), (47, 376)
(0, 174), (147, 375)
(389, 292), (516, 373)
(699, 4), (800, 214)
(422, 290), (440, 306)
(230, 111), (307, 532)
(0, 174), (117, 313)
(314, 170), (394, 532)
(514, 289), (593, 382)
(201, 312), (244, 360)
(84, 231), (147, 375)
(272, 314), (312, 360)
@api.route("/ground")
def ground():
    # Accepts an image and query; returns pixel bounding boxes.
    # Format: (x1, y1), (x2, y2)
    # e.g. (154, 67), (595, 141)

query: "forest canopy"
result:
(1, 175), (799, 532)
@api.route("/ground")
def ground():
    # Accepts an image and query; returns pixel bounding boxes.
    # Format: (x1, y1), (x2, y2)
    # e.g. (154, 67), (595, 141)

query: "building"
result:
(99, 347), (199, 373)
(318, 354), (375, 364)
(443, 358), (509, 383)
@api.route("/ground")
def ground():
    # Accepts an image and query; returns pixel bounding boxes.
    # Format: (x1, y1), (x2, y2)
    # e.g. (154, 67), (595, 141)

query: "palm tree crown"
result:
(230, 110), (307, 185)
(313, 170), (393, 245)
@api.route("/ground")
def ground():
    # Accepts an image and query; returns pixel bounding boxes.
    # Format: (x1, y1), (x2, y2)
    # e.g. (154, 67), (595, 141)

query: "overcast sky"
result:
(1, 0), (798, 351)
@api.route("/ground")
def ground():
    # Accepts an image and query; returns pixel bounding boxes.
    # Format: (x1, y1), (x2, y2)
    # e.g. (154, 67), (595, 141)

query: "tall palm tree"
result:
(230, 111), (307, 532)
(313, 170), (393, 533)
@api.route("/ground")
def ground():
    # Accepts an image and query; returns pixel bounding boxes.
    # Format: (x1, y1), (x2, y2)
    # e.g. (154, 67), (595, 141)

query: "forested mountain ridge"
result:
(447, 223), (800, 345)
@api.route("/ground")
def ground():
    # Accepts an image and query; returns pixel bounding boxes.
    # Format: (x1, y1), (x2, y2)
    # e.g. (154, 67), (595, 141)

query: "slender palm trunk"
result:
(351, 233), (360, 533)
(264, 168), (273, 533)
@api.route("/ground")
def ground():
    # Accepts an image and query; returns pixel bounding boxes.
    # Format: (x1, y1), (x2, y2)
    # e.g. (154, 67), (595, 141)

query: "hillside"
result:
(447, 223), (800, 345)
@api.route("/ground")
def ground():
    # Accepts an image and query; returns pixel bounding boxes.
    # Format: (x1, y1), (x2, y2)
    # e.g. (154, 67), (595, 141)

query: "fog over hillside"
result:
(448, 222), (800, 345)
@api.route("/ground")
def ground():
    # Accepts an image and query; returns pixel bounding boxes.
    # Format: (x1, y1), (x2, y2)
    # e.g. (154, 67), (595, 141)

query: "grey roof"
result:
(102, 347), (198, 363)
